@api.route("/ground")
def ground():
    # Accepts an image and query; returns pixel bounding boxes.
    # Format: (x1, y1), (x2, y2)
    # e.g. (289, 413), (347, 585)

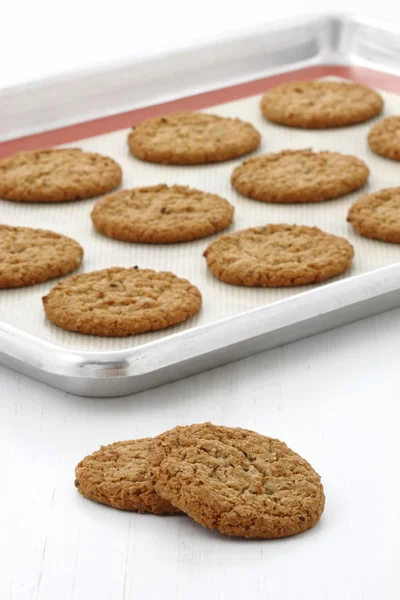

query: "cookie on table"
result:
(231, 149), (369, 204)
(261, 80), (383, 128)
(368, 116), (400, 161)
(203, 224), (354, 287)
(348, 187), (400, 243)
(75, 439), (181, 515)
(0, 225), (83, 288)
(42, 267), (202, 336)
(91, 184), (234, 244)
(128, 112), (260, 165)
(0, 148), (122, 202)
(147, 422), (325, 539)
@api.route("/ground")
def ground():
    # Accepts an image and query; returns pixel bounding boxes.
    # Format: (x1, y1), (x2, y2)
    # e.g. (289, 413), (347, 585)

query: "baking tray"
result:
(1, 14), (400, 397)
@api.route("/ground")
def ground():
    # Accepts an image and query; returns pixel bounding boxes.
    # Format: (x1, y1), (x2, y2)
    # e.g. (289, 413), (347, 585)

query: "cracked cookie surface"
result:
(231, 149), (369, 203)
(75, 438), (181, 515)
(0, 225), (83, 288)
(203, 224), (354, 287)
(128, 112), (260, 164)
(0, 148), (122, 202)
(348, 187), (400, 243)
(91, 184), (234, 243)
(147, 422), (325, 538)
(42, 266), (202, 336)
(261, 81), (383, 128)
(368, 116), (400, 161)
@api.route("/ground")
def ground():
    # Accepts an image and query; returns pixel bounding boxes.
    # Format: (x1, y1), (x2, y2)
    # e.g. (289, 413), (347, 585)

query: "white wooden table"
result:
(1, 306), (399, 600)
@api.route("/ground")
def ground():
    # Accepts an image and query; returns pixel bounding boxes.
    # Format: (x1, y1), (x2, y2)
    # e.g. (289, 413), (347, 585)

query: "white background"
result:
(1, 2), (400, 600)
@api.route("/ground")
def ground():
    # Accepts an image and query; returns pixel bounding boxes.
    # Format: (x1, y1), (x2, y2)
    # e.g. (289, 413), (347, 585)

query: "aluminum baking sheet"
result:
(1, 15), (400, 396)
(1, 84), (400, 352)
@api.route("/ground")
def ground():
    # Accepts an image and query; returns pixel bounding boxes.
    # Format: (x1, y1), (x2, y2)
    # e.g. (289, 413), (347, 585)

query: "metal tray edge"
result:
(2, 263), (400, 396)
(1, 13), (400, 141)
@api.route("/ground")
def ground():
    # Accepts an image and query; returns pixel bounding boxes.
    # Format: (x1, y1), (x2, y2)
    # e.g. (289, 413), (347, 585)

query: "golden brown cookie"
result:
(0, 225), (83, 288)
(0, 148), (122, 202)
(42, 266), (202, 336)
(368, 116), (400, 161)
(203, 224), (354, 287)
(231, 149), (369, 203)
(91, 184), (234, 243)
(347, 187), (400, 243)
(261, 81), (383, 128)
(128, 112), (260, 164)
(75, 439), (181, 515)
(147, 422), (325, 539)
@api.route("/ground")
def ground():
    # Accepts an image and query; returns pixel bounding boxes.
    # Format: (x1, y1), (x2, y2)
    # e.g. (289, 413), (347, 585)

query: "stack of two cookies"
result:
(75, 422), (325, 539)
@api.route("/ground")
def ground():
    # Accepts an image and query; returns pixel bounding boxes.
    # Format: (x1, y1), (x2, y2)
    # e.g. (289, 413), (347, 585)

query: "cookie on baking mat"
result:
(0, 148), (122, 202)
(75, 439), (181, 515)
(91, 184), (234, 243)
(231, 149), (369, 203)
(42, 266), (202, 336)
(261, 81), (383, 128)
(368, 116), (400, 161)
(203, 224), (354, 287)
(147, 422), (325, 539)
(348, 187), (400, 243)
(0, 225), (83, 288)
(128, 112), (260, 164)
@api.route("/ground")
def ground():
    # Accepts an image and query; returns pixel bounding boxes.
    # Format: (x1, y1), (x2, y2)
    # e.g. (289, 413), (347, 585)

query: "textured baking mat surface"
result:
(1, 84), (400, 351)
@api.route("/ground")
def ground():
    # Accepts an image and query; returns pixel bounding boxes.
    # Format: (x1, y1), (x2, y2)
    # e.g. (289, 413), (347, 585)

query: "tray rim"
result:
(2, 260), (400, 370)
(2, 12), (400, 147)
(2, 13), (400, 396)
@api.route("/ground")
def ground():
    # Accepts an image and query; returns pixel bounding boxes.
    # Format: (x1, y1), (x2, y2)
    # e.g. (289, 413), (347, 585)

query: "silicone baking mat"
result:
(1, 81), (400, 351)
